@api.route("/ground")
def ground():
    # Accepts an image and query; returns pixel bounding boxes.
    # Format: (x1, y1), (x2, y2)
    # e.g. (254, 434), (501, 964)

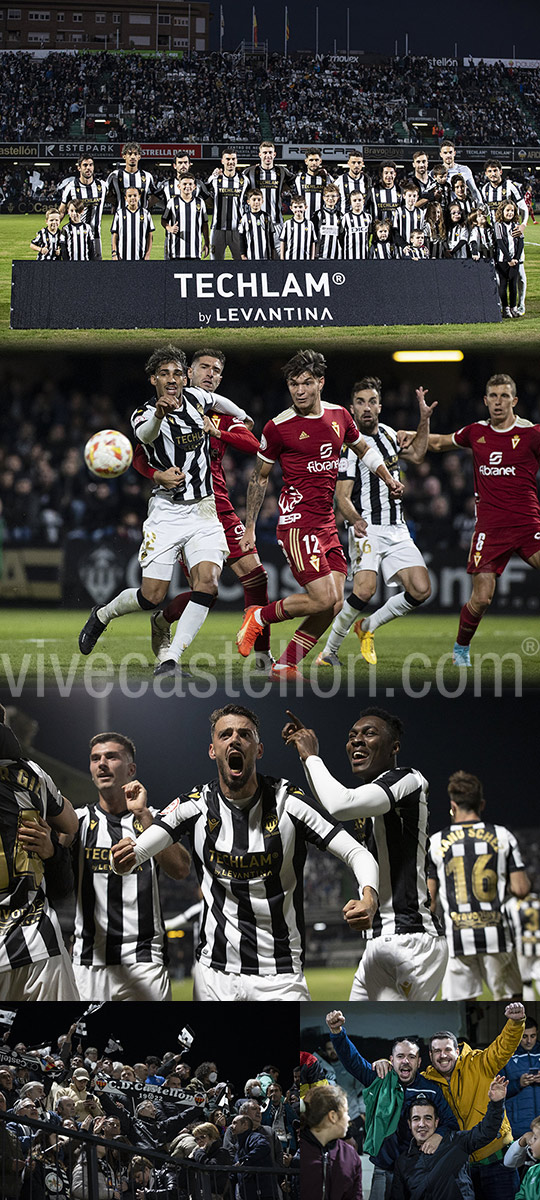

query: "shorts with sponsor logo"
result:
(348, 522), (426, 582)
(467, 521), (540, 576)
(277, 521), (346, 586)
(219, 504), (251, 561)
(193, 960), (310, 1001)
(139, 493), (228, 580)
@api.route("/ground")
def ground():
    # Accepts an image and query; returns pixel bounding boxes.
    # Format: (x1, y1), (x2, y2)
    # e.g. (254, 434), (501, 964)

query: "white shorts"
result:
(0, 945), (79, 1001)
(442, 950), (522, 1001)
(349, 932), (448, 1001)
(139, 494), (228, 581)
(73, 961), (171, 1002)
(348, 523), (425, 584)
(192, 960), (310, 1001)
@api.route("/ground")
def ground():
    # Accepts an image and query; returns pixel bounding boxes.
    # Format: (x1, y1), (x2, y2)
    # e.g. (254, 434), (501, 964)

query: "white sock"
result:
(325, 598), (368, 654)
(168, 600), (211, 663)
(365, 592), (417, 633)
(97, 588), (141, 625)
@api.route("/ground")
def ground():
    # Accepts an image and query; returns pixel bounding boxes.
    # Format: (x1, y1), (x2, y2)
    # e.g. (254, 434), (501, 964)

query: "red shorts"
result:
(467, 522), (540, 576)
(277, 522), (347, 587)
(219, 505), (251, 561)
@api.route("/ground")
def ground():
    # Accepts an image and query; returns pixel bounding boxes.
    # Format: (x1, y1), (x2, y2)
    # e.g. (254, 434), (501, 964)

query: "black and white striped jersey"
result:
(314, 207), (342, 259)
(293, 170), (333, 219)
(338, 424), (403, 526)
(340, 766), (442, 939)
(111, 207), (155, 260)
(132, 385), (232, 504)
(481, 178), (524, 225)
(151, 775), (372, 975)
(161, 176), (201, 205)
(340, 211), (371, 259)
(238, 211), (275, 260)
(369, 241), (398, 259)
(72, 804), (166, 968)
(0, 747), (66, 971)
(280, 217), (317, 260)
(163, 195), (207, 259)
(335, 172), (370, 214)
(428, 821), (525, 957)
(370, 185), (401, 225)
(241, 165), (294, 225)
(495, 221), (524, 264)
(504, 893), (540, 962)
(32, 227), (60, 260)
(469, 225), (496, 260)
(107, 167), (157, 210)
(395, 206), (425, 247)
(59, 221), (95, 261)
(60, 177), (107, 237)
(204, 173), (243, 232)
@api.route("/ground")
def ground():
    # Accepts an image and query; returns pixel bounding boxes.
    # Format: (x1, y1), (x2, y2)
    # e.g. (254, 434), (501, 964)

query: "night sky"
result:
(208, 0), (540, 61)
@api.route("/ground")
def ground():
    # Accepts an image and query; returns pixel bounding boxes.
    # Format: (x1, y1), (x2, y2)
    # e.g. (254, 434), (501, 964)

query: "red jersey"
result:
(259, 401), (362, 526)
(132, 412), (259, 520)
(453, 418), (540, 528)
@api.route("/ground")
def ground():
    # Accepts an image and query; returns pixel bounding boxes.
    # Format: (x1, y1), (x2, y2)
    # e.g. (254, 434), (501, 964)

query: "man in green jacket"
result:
(423, 1002), (525, 1199)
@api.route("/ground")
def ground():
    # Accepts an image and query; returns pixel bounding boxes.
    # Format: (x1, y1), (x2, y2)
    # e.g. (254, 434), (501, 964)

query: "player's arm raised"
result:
(349, 438), (404, 498)
(122, 780), (190, 880)
(399, 388), (438, 463)
(283, 712), (392, 821)
(240, 457), (273, 554)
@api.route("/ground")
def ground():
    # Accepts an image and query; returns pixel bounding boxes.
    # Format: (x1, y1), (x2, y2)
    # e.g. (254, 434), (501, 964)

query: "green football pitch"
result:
(171, 968), (517, 1002)
(2, 607), (540, 690)
(2, 213), (540, 349)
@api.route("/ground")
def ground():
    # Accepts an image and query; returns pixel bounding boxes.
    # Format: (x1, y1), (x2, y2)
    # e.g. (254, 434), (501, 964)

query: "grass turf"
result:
(2, 213), (540, 348)
(171, 968), (507, 1002)
(2, 608), (540, 691)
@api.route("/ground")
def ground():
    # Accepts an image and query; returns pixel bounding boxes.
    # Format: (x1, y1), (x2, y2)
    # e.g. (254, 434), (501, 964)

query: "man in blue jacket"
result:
(231, 1114), (275, 1200)
(326, 1010), (458, 1200)
(502, 1016), (540, 1137)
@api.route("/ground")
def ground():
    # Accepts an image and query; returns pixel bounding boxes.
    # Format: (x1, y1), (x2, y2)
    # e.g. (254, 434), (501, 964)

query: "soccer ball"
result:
(84, 429), (133, 478)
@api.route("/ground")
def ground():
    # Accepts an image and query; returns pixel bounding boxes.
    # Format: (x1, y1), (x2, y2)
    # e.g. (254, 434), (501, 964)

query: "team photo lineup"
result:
(3, 9), (540, 1200)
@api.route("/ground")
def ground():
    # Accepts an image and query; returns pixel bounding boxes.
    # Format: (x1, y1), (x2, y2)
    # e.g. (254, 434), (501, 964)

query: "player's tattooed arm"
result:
(399, 388), (439, 463)
(240, 458), (272, 553)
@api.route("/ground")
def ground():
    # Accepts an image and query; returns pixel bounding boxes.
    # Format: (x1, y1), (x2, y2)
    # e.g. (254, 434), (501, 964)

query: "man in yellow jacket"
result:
(423, 1001), (525, 1199)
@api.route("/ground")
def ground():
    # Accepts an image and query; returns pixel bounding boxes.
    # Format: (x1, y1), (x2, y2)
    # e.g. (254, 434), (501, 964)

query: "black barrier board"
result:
(11, 259), (501, 329)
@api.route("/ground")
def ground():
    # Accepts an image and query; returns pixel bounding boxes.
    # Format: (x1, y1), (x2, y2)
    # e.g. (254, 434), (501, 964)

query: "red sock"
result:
(277, 630), (318, 666)
(259, 599), (291, 625)
(241, 566), (269, 651)
(163, 592), (217, 624)
(456, 602), (482, 647)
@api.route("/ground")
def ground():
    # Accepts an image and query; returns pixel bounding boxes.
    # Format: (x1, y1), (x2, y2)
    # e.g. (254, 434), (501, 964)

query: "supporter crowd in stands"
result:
(1, 50), (539, 147)
(0, 1019), (299, 1199)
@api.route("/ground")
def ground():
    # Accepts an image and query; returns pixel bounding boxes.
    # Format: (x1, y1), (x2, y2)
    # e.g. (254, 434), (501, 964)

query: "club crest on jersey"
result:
(309, 554), (320, 571)
(133, 818), (144, 834)
(264, 814), (278, 835)
(512, 435), (520, 449)
(331, 421), (340, 436)
(474, 553), (482, 567)
(207, 817), (220, 834)
(353, 818), (366, 841)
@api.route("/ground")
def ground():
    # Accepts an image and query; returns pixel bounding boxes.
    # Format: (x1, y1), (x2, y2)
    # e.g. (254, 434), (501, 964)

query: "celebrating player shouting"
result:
(109, 704), (379, 1002)
(236, 350), (404, 680)
(422, 373), (540, 665)
(283, 706), (448, 1000)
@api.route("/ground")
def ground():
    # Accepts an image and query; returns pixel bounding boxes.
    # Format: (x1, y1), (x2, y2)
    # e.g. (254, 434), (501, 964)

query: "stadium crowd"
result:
(0, 1021), (299, 1200)
(1, 51), (540, 147)
(1, 364), (539, 554)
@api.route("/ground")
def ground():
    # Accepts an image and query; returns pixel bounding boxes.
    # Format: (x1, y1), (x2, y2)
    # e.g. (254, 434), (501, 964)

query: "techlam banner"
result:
(11, 260), (501, 330)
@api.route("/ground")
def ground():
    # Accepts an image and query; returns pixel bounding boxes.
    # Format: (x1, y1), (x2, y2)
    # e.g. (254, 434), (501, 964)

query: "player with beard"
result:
(317, 377), (435, 668)
(109, 704), (380, 1002)
(325, 1011), (458, 1200)
(58, 154), (107, 258)
(70, 731), (190, 1001)
(235, 351), (404, 681)
(283, 707), (448, 1000)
